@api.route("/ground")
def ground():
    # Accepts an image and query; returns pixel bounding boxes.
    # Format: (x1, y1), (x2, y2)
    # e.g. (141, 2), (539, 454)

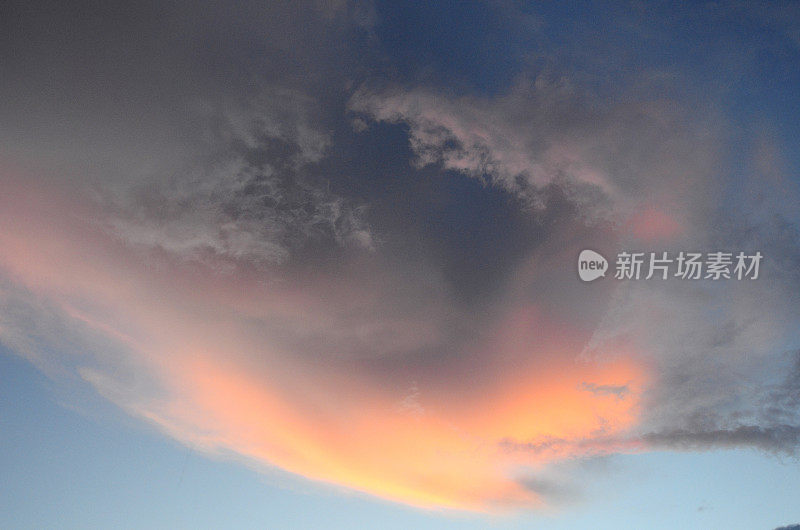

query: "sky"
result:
(1, 1), (800, 528)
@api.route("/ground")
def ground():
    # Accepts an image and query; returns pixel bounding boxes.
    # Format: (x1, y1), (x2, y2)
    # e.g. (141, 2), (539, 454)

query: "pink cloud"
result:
(0, 175), (648, 512)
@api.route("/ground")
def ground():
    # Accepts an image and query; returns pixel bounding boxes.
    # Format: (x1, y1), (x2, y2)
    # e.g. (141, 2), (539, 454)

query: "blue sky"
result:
(1, 1), (800, 528)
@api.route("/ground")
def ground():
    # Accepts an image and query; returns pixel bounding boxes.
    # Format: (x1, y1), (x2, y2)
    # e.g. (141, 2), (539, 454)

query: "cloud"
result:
(105, 87), (373, 266)
(350, 75), (800, 461)
(4, 71), (800, 512)
(642, 425), (800, 454)
(0, 175), (647, 512)
(502, 424), (800, 458)
(348, 77), (720, 226)
(1, 0), (799, 515)
(4, 71), (800, 510)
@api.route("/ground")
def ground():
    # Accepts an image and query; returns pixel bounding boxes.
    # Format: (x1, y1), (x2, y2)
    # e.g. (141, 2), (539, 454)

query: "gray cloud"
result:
(105, 87), (373, 267)
(642, 425), (800, 455)
(348, 77), (721, 225)
(1, 1), (379, 269)
(350, 73), (800, 462)
(502, 423), (800, 458)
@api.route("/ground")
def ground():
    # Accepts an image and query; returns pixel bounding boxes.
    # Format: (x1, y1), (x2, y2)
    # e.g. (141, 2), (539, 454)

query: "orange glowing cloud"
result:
(0, 175), (649, 512)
